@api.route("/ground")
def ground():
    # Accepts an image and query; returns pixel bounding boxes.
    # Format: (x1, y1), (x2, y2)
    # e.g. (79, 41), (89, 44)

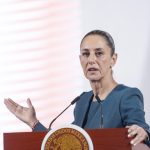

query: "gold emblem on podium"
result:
(41, 125), (93, 150)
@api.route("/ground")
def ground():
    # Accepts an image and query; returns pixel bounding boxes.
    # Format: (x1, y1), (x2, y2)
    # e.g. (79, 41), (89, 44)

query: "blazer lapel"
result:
(75, 91), (93, 127)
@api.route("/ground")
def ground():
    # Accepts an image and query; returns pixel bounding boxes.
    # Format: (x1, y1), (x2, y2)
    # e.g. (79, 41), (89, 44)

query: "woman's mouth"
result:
(88, 67), (98, 71)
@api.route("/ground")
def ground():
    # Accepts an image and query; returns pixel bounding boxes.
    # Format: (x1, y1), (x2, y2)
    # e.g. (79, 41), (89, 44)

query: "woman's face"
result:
(80, 35), (117, 81)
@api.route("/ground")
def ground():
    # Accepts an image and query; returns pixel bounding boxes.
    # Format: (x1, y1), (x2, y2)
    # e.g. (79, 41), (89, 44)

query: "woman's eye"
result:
(96, 52), (103, 56)
(82, 52), (89, 57)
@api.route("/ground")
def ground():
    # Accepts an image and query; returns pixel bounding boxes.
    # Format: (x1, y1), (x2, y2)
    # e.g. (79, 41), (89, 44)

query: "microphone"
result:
(95, 95), (103, 128)
(95, 95), (102, 103)
(48, 92), (85, 130)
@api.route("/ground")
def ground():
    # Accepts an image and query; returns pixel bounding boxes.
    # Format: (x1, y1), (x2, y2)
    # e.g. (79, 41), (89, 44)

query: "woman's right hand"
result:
(4, 98), (38, 128)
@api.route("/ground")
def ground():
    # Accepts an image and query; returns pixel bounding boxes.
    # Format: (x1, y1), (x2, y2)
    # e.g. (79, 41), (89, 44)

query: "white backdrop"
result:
(0, 0), (150, 149)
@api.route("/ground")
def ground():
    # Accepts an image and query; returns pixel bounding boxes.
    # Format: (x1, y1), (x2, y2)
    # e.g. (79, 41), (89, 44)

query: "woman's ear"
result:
(111, 53), (118, 67)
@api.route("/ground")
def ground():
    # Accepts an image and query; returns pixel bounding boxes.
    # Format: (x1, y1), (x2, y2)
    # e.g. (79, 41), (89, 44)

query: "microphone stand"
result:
(48, 96), (80, 130)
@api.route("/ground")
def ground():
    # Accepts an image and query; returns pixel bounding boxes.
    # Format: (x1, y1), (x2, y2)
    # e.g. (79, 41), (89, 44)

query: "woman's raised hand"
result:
(4, 98), (38, 128)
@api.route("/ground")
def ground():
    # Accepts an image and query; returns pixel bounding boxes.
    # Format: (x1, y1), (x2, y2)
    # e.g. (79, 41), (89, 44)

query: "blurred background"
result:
(0, 0), (150, 149)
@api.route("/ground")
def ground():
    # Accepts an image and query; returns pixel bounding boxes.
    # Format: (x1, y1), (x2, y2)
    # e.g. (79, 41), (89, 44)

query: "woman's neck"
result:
(90, 78), (118, 101)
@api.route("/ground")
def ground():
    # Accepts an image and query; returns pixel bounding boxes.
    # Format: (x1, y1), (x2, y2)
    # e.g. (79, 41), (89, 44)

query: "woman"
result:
(4, 30), (150, 146)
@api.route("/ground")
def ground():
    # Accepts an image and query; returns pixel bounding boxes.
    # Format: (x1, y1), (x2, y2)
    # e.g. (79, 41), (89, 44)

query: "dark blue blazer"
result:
(33, 84), (150, 146)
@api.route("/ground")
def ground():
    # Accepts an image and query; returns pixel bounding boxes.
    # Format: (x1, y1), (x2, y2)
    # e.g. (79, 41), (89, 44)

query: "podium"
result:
(3, 128), (150, 150)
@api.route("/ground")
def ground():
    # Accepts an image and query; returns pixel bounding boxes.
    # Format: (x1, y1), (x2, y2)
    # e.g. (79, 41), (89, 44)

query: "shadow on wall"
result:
(141, 33), (150, 124)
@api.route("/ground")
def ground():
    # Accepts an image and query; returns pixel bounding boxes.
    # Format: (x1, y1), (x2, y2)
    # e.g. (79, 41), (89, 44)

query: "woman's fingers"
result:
(127, 125), (148, 146)
(131, 131), (146, 146)
(4, 98), (18, 113)
(4, 98), (37, 127)
(27, 98), (33, 108)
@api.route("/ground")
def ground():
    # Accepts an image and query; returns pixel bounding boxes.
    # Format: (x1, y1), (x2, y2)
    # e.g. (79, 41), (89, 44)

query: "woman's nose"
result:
(88, 54), (96, 64)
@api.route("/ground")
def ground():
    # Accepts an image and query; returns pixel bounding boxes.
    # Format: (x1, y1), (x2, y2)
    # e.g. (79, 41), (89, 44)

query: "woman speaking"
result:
(4, 30), (150, 147)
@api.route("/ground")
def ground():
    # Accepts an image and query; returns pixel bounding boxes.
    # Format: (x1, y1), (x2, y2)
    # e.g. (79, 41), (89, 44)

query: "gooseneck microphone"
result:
(48, 92), (85, 130)
(95, 95), (104, 128)
(95, 95), (102, 103)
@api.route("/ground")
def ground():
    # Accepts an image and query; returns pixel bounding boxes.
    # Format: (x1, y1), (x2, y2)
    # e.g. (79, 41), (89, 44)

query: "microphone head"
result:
(95, 95), (102, 103)
(71, 96), (80, 105)
(71, 92), (86, 105)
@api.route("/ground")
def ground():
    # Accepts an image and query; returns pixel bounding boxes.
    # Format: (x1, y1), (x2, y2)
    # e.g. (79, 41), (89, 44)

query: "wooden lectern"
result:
(3, 128), (150, 150)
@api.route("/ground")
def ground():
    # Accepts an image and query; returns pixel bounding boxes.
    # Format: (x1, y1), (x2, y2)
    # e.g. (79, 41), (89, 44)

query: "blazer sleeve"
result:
(120, 87), (150, 147)
(33, 122), (47, 132)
